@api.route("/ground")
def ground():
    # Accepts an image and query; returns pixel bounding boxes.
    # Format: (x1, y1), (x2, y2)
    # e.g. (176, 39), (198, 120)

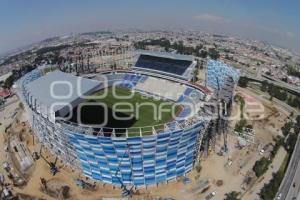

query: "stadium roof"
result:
(26, 70), (101, 113)
(137, 50), (194, 61)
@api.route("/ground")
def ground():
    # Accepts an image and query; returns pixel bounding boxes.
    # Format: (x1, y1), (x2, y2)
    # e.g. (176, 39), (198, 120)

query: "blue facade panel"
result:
(17, 68), (209, 188)
(68, 124), (202, 186)
(207, 60), (240, 90)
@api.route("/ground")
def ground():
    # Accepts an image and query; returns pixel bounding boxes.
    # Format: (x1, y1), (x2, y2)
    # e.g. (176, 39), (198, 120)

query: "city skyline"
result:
(0, 0), (299, 54)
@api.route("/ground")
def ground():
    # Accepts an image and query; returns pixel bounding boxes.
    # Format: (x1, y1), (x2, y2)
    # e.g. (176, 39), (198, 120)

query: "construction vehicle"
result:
(75, 179), (96, 190)
(39, 147), (59, 175)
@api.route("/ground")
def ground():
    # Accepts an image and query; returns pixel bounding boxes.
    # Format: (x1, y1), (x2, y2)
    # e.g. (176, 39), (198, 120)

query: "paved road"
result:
(285, 148), (300, 200)
(276, 133), (300, 200)
(241, 72), (300, 95)
(0, 97), (18, 110)
(238, 87), (300, 200)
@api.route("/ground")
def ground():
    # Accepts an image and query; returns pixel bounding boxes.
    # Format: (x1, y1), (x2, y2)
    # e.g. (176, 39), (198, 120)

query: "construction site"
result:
(0, 51), (293, 200)
(0, 78), (292, 200)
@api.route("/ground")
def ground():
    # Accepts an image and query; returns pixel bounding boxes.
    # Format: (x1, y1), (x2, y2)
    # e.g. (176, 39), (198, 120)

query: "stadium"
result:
(16, 51), (239, 187)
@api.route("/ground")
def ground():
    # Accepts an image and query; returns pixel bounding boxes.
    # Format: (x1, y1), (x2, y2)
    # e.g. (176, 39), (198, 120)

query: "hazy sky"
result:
(0, 0), (300, 54)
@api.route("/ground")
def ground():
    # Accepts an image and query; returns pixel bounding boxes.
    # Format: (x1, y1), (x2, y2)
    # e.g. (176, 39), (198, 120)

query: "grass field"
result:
(71, 87), (180, 134)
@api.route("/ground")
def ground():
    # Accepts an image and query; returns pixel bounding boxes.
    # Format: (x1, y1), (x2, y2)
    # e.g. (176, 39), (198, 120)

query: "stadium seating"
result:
(135, 55), (192, 76)
(96, 73), (125, 83)
(101, 73), (205, 122)
(94, 73), (205, 123)
(139, 76), (148, 83)
(189, 89), (204, 102)
(177, 106), (193, 120)
(175, 87), (205, 121)
(120, 74), (143, 89)
(177, 87), (204, 103)
(135, 76), (186, 101)
(99, 72), (204, 122)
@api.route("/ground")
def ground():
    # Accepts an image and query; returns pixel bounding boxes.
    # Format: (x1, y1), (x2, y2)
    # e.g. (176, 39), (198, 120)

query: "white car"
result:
(205, 191), (217, 200)
(259, 149), (265, 155)
(276, 193), (282, 199)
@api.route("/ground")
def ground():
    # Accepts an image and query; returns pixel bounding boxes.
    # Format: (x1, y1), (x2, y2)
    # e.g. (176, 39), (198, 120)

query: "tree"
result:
(192, 68), (199, 83)
(284, 133), (297, 154)
(253, 157), (271, 177)
(225, 54), (230, 60)
(0, 98), (4, 106)
(238, 77), (249, 88)
(3, 75), (14, 89)
(261, 80), (268, 92)
(287, 97), (295, 107)
(111, 62), (117, 70)
(208, 48), (220, 60)
(281, 121), (293, 136)
(270, 136), (284, 159)
(224, 191), (241, 200)
(296, 115), (300, 126)
(295, 125), (300, 135)
(19, 102), (24, 109)
(199, 50), (208, 58)
(195, 45), (203, 56)
(198, 60), (204, 69)
(287, 66), (300, 78)
(234, 119), (247, 133)
(245, 124), (253, 129)
(260, 167), (285, 200)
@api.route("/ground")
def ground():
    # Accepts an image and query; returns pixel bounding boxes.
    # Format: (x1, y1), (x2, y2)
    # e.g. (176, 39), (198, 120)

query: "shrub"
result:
(253, 157), (271, 177)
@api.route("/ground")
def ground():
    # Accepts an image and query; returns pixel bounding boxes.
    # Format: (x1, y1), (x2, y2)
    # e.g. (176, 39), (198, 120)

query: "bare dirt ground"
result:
(193, 88), (289, 200)
(243, 147), (287, 200)
(0, 88), (289, 200)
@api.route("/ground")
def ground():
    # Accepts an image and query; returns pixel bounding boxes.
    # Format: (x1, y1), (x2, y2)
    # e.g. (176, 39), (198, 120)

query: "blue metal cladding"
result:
(17, 69), (208, 187)
(207, 60), (240, 90)
(67, 124), (203, 186)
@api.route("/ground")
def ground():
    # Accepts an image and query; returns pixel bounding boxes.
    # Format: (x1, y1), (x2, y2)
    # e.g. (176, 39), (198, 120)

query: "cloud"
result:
(194, 13), (231, 24)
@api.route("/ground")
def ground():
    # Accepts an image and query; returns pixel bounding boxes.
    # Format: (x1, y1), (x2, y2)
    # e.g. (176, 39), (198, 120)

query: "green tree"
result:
(287, 66), (300, 78)
(281, 121), (293, 136)
(199, 50), (208, 58)
(238, 77), (249, 88)
(224, 191), (241, 200)
(3, 75), (14, 88)
(260, 168), (285, 200)
(284, 133), (297, 154)
(208, 48), (220, 60)
(253, 157), (271, 177)
(270, 136), (284, 159)
(287, 97), (294, 107)
(194, 45), (203, 57)
(296, 115), (300, 125)
(192, 68), (199, 83)
(19, 102), (24, 109)
(261, 80), (268, 92)
(234, 119), (247, 133)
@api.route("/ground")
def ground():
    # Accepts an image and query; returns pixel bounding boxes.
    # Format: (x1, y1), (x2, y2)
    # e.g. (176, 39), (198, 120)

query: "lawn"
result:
(75, 87), (180, 133)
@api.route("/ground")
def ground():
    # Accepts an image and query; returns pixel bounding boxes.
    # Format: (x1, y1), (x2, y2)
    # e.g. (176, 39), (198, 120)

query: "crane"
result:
(39, 146), (59, 176)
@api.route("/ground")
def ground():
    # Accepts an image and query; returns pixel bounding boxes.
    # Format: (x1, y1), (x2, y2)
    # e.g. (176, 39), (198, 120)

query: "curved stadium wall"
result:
(16, 69), (208, 187)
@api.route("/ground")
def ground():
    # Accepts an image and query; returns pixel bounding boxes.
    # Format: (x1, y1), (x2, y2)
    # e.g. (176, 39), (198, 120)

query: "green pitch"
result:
(90, 87), (180, 129)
